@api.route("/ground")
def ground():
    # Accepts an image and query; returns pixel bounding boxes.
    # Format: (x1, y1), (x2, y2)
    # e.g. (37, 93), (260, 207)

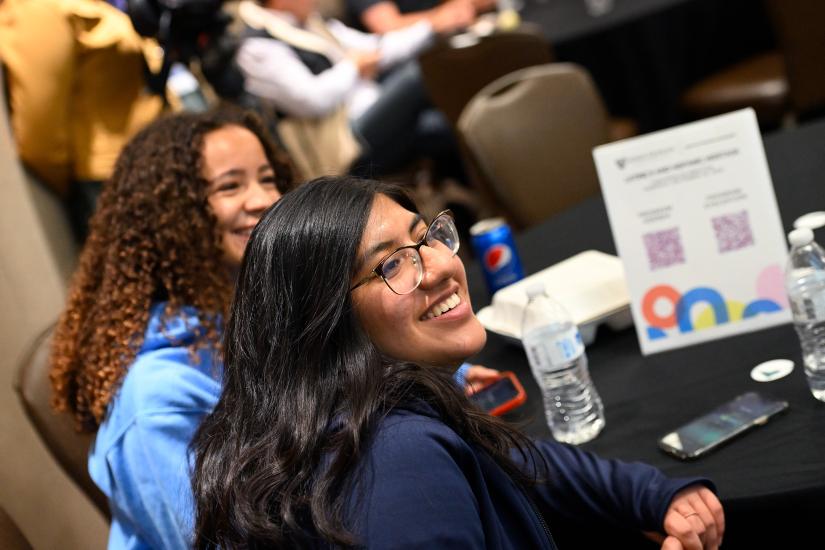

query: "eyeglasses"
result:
(350, 210), (460, 295)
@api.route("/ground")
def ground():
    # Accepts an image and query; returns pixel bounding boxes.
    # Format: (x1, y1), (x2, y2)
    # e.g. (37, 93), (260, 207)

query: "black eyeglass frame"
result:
(349, 209), (459, 295)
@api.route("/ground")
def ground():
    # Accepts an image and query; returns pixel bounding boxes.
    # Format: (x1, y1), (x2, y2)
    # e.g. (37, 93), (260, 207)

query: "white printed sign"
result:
(593, 109), (791, 355)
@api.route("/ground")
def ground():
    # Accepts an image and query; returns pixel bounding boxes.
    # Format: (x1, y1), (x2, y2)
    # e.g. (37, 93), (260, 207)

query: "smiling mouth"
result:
(421, 292), (461, 320)
(231, 227), (254, 238)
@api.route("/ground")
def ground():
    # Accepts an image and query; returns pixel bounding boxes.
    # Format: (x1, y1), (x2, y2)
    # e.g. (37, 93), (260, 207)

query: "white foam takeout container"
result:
(476, 250), (633, 346)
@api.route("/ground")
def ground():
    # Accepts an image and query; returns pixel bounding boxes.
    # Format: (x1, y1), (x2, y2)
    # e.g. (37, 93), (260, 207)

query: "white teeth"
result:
(424, 292), (461, 319)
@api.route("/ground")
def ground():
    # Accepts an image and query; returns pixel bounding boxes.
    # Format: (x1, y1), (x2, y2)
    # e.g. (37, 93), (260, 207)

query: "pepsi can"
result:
(470, 218), (524, 295)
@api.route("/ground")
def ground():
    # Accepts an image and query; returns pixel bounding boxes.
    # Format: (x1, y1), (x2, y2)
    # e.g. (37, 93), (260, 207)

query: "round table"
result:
(468, 118), (825, 548)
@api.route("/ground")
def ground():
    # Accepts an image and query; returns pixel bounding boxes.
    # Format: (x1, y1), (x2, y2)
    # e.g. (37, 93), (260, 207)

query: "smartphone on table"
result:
(658, 391), (789, 460)
(468, 371), (527, 416)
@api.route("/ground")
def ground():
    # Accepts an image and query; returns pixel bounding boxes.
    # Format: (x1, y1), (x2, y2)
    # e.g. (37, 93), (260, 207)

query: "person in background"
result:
(236, 0), (461, 177)
(0, 0), (163, 241)
(191, 176), (725, 549)
(348, 0), (495, 34)
(49, 107), (295, 550)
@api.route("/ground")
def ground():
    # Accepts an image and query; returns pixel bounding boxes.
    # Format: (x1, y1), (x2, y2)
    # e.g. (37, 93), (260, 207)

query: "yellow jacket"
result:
(0, 0), (163, 194)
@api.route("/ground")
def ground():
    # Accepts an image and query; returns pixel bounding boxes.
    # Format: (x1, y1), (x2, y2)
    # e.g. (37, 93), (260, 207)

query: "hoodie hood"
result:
(140, 301), (218, 353)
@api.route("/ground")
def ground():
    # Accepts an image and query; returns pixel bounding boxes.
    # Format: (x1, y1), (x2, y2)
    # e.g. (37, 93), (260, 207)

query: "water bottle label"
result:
(815, 294), (825, 319)
(523, 326), (584, 372)
(792, 292), (825, 322)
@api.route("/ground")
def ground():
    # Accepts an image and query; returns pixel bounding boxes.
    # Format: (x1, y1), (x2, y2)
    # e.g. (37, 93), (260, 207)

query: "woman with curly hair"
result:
(48, 106), (295, 550)
(191, 177), (725, 549)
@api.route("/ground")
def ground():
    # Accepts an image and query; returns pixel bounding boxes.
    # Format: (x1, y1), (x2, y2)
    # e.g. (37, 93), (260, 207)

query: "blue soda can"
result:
(470, 218), (524, 295)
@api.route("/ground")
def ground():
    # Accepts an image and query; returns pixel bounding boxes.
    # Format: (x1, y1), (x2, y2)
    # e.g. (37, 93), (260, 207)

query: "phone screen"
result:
(659, 392), (788, 459)
(470, 376), (520, 413)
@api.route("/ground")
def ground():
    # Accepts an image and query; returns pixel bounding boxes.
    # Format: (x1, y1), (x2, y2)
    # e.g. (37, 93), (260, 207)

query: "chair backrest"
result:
(458, 63), (609, 229)
(1, 63), (108, 541)
(13, 326), (111, 520)
(766, 0), (825, 116)
(419, 26), (554, 127)
(0, 505), (32, 550)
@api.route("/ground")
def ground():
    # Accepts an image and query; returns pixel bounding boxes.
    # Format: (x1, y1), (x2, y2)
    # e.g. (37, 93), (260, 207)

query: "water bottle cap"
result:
(788, 227), (814, 247)
(525, 283), (545, 299)
(794, 211), (825, 231)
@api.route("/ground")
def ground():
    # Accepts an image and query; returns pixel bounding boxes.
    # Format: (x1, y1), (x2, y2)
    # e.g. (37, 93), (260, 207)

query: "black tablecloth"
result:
(467, 118), (825, 547)
(520, 0), (775, 131)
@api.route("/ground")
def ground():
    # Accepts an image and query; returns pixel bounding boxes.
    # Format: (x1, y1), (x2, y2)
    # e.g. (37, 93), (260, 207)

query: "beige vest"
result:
(239, 1), (362, 181)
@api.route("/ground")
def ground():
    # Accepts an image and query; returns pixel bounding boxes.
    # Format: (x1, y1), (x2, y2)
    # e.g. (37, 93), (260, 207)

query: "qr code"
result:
(712, 210), (754, 253)
(643, 227), (685, 270)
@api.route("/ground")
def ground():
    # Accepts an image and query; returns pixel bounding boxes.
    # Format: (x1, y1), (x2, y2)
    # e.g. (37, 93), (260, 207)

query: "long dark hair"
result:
(191, 176), (542, 548)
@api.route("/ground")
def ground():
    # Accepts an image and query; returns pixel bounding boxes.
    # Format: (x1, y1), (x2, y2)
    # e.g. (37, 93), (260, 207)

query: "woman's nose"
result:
(244, 181), (280, 213)
(419, 244), (456, 288)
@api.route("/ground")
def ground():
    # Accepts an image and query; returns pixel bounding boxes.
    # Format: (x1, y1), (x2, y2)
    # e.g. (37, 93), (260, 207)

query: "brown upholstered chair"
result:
(13, 325), (111, 520)
(0, 505), (32, 550)
(419, 26), (555, 128)
(680, 52), (789, 128)
(766, 0), (825, 118)
(680, 0), (825, 127)
(419, 26), (637, 141)
(458, 63), (609, 229)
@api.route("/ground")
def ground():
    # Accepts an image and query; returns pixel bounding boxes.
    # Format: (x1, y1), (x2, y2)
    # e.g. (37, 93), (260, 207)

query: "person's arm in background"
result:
(327, 18), (431, 70)
(470, 0), (497, 14)
(357, 0), (476, 34)
(237, 38), (365, 118)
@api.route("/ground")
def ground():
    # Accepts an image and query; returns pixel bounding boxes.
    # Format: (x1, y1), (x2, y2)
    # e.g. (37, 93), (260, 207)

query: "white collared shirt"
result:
(236, 7), (433, 120)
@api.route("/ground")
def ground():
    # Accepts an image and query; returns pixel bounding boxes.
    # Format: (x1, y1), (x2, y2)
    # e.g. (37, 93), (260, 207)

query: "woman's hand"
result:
(431, 0), (476, 33)
(659, 485), (725, 550)
(348, 50), (381, 80)
(463, 365), (500, 394)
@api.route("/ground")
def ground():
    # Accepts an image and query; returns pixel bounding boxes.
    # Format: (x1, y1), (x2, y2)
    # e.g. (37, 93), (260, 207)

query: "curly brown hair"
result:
(50, 105), (295, 431)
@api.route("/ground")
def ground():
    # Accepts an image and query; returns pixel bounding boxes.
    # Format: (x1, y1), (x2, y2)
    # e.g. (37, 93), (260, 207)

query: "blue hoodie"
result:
(88, 303), (221, 550)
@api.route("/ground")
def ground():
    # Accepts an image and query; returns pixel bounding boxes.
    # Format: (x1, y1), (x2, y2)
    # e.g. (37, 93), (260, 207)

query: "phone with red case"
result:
(468, 371), (527, 416)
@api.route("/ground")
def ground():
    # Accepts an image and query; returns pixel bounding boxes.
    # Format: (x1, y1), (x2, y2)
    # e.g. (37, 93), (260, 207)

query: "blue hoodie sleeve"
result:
(452, 363), (472, 387)
(522, 439), (716, 533)
(91, 338), (220, 550)
(104, 408), (205, 550)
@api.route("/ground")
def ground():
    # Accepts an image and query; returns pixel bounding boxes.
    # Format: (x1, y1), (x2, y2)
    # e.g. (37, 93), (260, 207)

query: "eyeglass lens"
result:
(382, 214), (459, 294)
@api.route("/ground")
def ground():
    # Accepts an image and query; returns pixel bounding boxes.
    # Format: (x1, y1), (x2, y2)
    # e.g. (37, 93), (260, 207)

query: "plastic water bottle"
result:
(785, 228), (825, 401)
(521, 284), (605, 444)
(496, 0), (522, 30)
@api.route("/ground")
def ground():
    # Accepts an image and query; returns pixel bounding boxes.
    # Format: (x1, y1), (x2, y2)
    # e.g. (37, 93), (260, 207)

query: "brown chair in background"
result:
(0, 505), (32, 550)
(2, 62), (107, 546)
(458, 63), (610, 230)
(765, 0), (825, 119)
(680, 52), (789, 128)
(680, 0), (825, 127)
(13, 325), (111, 520)
(419, 26), (554, 128)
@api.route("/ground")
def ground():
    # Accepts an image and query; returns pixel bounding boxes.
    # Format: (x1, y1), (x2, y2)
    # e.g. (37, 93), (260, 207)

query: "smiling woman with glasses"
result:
(191, 176), (724, 549)
(350, 209), (459, 294)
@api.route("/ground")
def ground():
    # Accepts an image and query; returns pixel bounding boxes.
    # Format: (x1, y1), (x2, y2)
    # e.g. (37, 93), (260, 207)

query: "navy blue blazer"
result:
(336, 404), (713, 549)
